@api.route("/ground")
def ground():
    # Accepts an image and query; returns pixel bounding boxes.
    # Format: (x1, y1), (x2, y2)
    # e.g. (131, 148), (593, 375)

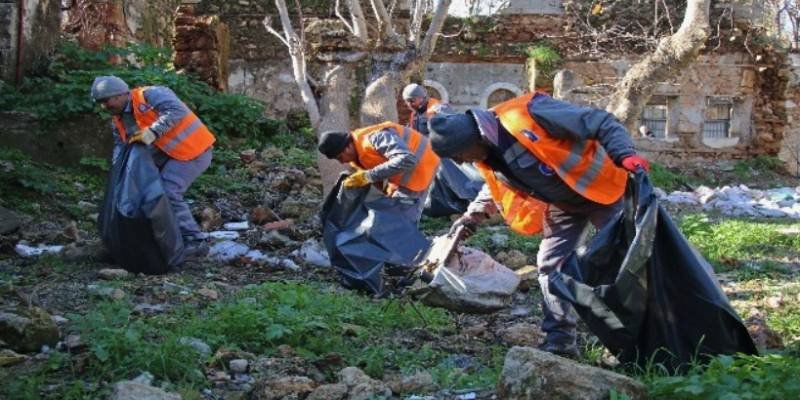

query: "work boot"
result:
(537, 341), (580, 359)
(183, 238), (209, 260)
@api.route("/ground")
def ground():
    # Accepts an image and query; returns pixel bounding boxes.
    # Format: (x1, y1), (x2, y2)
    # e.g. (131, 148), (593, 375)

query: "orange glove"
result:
(621, 154), (649, 172)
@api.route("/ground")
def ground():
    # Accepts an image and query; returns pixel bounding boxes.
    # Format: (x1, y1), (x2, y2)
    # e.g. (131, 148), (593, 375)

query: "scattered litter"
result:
(222, 221), (250, 231)
(15, 242), (64, 257)
(208, 231), (241, 240)
(291, 239), (330, 268)
(243, 250), (301, 271)
(208, 240), (250, 262)
(662, 185), (800, 218)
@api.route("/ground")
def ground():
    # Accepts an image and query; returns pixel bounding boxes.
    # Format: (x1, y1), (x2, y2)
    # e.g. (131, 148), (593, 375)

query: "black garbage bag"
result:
(424, 159), (484, 217)
(98, 144), (185, 274)
(549, 171), (757, 371)
(320, 174), (430, 294)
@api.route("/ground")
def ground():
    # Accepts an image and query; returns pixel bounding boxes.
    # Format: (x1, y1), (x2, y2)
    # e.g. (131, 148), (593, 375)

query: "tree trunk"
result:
(605, 0), (711, 131)
(317, 64), (354, 194)
(360, 71), (400, 126)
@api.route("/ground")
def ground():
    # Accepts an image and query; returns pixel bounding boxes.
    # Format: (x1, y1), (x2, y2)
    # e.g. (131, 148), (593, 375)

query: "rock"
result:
(745, 312), (784, 350)
(88, 286), (126, 300)
(339, 367), (392, 400)
(200, 207), (222, 231)
(110, 375), (182, 400)
(261, 219), (294, 231)
(307, 383), (348, 400)
(98, 268), (130, 280)
(179, 337), (212, 358)
(515, 265), (538, 291)
(0, 308), (60, 353)
(240, 149), (256, 164)
(497, 347), (648, 400)
(279, 199), (318, 221)
(250, 376), (317, 400)
(499, 323), (543, 347)
(197, 288), (219, 300)
(386, 370), (435, 394)
(250, 206), (278, 224)
(61, 240), (109, 262)
(134, 303), (167, 315)
(258, 230), (296, 249)
(0, 207), (23, 234)
(229, 358), (249, 373)
(496, 249), (528, 270)
(63, 221), (80, 241)
(0, 349), (28, 367)
(63, 334), (84, 351)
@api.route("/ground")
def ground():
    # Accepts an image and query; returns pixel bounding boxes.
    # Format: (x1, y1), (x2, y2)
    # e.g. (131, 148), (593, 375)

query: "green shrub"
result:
(1, 41), (272, 141)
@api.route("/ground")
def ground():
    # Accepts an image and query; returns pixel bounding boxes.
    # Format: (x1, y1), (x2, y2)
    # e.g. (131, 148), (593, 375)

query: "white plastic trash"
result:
(222, 221), (249, 231)
(208, 231), (240, 240)
(208, 240), (249, 262)
(15, 242), (65, 257)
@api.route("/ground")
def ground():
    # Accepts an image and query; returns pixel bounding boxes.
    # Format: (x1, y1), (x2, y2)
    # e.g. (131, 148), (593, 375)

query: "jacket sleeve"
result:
(142, 86), (191, 137)
(364, 128), (417, 183)
(464, 184), (498, 219)
(111, 122), (125, 166)
(528, 94), (636, 164)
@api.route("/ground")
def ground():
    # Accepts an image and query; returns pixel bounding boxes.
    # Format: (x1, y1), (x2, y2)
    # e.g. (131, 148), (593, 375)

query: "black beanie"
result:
(318, 131), (351, 159)
(428, 113), (481, 158)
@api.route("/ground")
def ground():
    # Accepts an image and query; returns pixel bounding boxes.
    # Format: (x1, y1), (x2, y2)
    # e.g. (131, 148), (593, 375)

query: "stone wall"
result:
(0, 112), (111, 165)
(0, 0), (60, 82)
(173, 4), (229, 91)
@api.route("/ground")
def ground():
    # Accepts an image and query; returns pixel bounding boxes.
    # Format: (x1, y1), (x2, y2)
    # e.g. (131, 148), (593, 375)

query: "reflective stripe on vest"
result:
(351, 121), (439, 192)
(118, 87), (216, 161)
(490, 93), (626, 205)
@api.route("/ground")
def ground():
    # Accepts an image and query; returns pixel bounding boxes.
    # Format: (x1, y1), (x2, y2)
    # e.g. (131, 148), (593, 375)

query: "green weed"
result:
(650, 163), (695, 192)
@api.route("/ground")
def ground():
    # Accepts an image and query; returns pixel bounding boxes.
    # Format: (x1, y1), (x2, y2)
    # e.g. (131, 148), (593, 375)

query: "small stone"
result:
(64, 334), (83, 351)
(0, 207), (23, 234)
(307, 383), (348, 400)
(200, 207), (222, 231)
(197, 288), (219, 300)
(0, 349), (28, 367)
(240, 149), (257, 164)
(250, 206), (278, 224)
(98, 268), (130, 280)
(496, 249), (528, 270)
(262, 219), (294, 231)
(499, 323), (543, 347)
(51, 315), (69, 325)
(63, 221), (80, 241)
(230, 359), (249, 373)
(179, 337), (212, 357)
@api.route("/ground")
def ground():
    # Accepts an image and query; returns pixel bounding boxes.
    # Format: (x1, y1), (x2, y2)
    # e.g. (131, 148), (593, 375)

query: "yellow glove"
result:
(128, 128), (157, 145)
(343, 169), (370, 188)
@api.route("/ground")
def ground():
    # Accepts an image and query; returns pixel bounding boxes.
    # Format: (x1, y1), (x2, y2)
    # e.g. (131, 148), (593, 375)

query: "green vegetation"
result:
(650, 162), (696, 192)
(678, 214), (800, 277)
(646, 351), (800, 399)
(1, 282), (503, 399)
(0, 42), (282, 144)
(733, 156), (785, 182)
(525, 42), (563, 83)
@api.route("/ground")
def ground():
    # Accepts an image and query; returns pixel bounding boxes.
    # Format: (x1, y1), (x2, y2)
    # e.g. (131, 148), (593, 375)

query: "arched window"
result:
(480, 83), (523, 109)
(422, 79), (449, 103)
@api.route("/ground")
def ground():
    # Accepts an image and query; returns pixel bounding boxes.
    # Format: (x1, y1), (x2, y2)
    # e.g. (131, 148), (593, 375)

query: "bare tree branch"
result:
(418, 0), (452, 61)
(369, 0), (398, 40)
(335, 0), (356, 35)
(409, 0), (426, 44)
(267, 0), (321, 126)
(347, 0), (369, 42)
(606, 0), (711, 130)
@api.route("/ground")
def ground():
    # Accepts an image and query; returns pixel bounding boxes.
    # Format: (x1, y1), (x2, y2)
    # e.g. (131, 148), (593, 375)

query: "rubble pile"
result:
(660, 185), (800, 218)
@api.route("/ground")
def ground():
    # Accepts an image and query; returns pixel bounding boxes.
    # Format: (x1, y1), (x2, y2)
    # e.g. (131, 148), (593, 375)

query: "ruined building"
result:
(3, 0), (800, 174)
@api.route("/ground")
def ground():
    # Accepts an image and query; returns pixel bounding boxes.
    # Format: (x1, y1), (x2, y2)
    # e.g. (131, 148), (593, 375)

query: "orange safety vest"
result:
(351, 121), (440, 193)
(476, 93), (628, 235)
(113, 87), (216, 161)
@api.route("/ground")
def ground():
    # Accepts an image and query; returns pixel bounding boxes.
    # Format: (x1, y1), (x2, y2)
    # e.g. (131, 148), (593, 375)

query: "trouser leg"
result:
(536, 199), (623, 346)
(158, 148), (213, 239)
(536, 205), (588, 346)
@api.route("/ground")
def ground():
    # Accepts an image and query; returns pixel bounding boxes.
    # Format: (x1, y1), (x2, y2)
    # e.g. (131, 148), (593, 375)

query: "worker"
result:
(402, 83), (449, 136)
(428, 92), (649, 358)
(317, 122), (440, 224)
(91, 75), (215, 257)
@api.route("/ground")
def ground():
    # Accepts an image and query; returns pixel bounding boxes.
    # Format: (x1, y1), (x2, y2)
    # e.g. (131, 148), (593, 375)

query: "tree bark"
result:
(360, 71), (400, 126)
(605, 0), (711, 131)
(317, 65), (355, 194)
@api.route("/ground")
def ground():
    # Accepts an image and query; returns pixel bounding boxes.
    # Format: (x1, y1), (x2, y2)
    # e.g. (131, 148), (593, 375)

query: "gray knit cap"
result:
(91, 75), (130, 101)
(402, 83), (428, 101)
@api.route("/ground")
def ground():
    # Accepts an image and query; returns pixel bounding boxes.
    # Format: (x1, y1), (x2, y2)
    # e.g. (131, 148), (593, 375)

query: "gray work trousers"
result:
(536, 199), (622, 346)
(152, 147), (213, 240)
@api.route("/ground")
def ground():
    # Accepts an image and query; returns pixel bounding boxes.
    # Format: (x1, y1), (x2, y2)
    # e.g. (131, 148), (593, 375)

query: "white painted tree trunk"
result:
(606, 0), (711, 131)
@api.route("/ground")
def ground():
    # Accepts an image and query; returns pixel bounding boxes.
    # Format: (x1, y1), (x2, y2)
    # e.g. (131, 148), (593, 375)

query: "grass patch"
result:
(678, 214), (800, 276)
(650, 163), (695, 192)
(466, 225), (541, 256)
(646, 351), (800, 399)
(4, 282), (504, 399)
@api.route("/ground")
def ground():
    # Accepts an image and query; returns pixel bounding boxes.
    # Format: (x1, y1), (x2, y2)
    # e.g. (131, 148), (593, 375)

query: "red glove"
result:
(621, 154), (650, 172)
